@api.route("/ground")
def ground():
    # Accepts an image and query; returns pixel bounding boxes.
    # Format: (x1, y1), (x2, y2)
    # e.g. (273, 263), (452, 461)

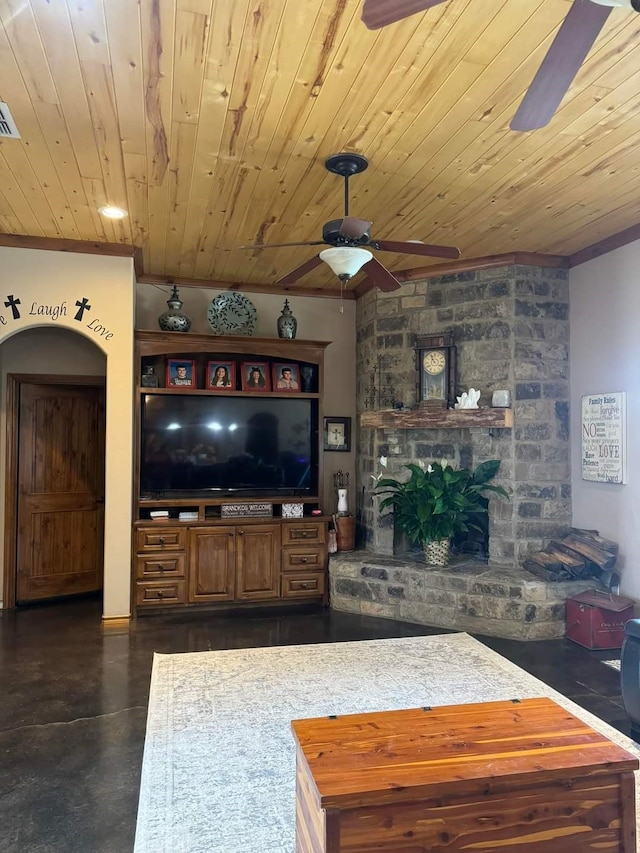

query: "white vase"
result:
(424, 538), (451, 567)
(337, 488), (349, 515)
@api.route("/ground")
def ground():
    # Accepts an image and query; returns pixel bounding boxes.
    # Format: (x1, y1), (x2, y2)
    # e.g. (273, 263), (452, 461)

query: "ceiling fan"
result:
(240, 153), (460, 293)
(361, 0), (639, 131)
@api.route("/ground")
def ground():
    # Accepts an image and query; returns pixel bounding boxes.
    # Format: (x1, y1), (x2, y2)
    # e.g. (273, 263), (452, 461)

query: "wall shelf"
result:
(360, 407), (514, 430)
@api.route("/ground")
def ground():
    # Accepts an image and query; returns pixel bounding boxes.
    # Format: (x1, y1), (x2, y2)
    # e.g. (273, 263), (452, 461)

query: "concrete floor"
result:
(0, 596), (630, 853)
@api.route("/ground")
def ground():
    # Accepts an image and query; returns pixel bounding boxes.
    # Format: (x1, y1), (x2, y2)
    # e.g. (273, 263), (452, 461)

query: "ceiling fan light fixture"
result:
(319, 246), (373, 280)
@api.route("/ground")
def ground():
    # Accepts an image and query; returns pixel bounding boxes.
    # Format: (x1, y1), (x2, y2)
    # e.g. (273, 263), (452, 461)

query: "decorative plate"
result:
(207, 292), (257, 336)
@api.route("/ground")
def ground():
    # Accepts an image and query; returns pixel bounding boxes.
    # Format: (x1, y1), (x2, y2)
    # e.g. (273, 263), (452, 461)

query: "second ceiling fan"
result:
(241, 153), (460, 292)
(361, 0), (639, 131)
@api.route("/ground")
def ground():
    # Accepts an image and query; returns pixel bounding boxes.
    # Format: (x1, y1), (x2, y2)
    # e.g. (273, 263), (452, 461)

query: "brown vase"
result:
(336, 516), (356, 552)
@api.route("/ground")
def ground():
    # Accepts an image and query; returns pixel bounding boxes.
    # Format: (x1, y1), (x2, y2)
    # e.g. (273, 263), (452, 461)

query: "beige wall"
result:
(0, 247), (135, 617)
(570, 242), (640, 600)
(136, 284), (356, 514)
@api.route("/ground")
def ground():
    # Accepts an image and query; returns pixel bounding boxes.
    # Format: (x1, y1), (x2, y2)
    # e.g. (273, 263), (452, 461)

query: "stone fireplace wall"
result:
(356, 264), (571, 568)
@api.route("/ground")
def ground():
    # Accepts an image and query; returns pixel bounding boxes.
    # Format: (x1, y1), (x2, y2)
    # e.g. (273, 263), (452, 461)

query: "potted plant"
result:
(375, 459), (508, 566)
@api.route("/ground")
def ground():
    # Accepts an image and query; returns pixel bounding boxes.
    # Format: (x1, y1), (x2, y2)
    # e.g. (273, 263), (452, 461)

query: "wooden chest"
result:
(291, 697), (638, 852)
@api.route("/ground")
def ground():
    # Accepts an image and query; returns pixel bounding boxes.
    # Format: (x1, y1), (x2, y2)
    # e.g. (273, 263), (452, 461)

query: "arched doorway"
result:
(1, 327), (107, 608)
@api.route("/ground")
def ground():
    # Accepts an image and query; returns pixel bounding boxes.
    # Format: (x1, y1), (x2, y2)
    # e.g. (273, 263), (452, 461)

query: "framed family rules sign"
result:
(581, 392), (627, 484)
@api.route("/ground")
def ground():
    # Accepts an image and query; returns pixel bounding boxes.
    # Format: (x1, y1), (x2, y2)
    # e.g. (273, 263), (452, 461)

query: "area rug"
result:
(134, 633), (640, 853)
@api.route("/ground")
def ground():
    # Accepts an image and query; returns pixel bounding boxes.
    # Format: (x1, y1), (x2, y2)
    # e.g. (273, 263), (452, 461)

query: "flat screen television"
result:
(140, 394), (318, 498)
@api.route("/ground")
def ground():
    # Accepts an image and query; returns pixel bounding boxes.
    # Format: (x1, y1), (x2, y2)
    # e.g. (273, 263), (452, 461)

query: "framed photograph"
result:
(207, 361), (236, 391)
(166, 358), (196, 389)
(323, 416), (351, 452)
(241, 361), (271, 392)
(272, 362), (300, 392)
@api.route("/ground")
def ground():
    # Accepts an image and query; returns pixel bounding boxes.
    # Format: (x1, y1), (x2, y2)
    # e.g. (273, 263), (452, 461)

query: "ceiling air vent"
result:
(0, 102), (21, 139)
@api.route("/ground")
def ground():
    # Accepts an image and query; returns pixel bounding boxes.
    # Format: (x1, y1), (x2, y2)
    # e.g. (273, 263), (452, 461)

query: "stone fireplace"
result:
(329, 262), (587, 640)
(355, 262), (572, 568)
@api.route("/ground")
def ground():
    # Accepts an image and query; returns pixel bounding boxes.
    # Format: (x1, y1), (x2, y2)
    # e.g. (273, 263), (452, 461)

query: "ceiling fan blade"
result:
(238, 241), (325, 250)
(362, 0), (450, 30)
(339, 217), (372, 240)
(276, 255), (324, 286)
(510, 0), (612, 132)
(373, 239), (460, 260)
(362, 257), (401, 292)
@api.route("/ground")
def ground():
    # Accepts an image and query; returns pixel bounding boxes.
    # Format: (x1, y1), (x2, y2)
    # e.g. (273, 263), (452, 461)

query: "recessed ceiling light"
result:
(98, 205), (127, 219)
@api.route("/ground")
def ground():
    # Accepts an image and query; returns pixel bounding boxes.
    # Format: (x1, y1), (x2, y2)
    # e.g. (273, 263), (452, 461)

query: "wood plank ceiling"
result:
(1, 0), (640, 293)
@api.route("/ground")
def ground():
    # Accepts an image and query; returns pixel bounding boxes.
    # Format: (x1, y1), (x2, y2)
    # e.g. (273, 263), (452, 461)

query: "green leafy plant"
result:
(375, 459), (508, 546)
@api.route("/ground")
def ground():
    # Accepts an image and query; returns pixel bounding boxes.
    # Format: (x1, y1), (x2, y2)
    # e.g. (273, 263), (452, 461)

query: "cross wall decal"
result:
(0, 293), (115, 342)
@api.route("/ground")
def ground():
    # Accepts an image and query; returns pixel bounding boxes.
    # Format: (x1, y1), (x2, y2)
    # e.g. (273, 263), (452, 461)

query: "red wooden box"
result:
(566, 589), (634, 649)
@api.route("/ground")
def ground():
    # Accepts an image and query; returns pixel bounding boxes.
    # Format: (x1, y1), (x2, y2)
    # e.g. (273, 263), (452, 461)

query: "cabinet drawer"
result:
(136, 553), (185, 579)
(281, 572), (326, 599)
(281, 522), (326, 547)
(136, 527), (186, 552)
(136, 580), (186, 606)
(282, 547), (326, 572)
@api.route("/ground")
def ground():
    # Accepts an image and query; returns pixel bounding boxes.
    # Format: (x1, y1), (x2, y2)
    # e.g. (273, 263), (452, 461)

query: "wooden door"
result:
(188, 526), (236, 602)
(16, 383), (105, 603)
(236, 523), (281, 600)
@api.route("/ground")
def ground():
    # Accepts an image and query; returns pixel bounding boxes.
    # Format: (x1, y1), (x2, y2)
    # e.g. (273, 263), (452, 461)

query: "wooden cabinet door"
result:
(188, 526), (236, 602)
(236, 523), (281, 600)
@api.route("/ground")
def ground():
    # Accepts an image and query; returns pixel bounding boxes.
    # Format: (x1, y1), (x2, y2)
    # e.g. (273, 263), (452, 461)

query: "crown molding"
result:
(568, 223), (640, 268)
(352, 252), (569, 298)
(137, 273), (354, 300)
(0, 232), (143, 267)
(9, 233), (613, 298)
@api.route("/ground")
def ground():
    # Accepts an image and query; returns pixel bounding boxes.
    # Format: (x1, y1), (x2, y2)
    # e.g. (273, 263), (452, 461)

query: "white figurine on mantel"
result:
(454, 388), (481, 409)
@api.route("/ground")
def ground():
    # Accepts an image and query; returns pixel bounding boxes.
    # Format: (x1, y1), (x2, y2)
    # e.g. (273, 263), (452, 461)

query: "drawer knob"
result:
(301, 557), (308, 564)
(157, 590), (164, 598)
(158, 537), (166, 545)
(157, 564), (165, 572)
(300, 532), (309, 538)
(239, 530), (244, 536)
(301, 583), (309, 588)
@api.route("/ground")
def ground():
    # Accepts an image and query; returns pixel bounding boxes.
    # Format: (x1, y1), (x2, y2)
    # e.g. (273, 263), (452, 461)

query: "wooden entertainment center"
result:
(133, 330), (331, 614)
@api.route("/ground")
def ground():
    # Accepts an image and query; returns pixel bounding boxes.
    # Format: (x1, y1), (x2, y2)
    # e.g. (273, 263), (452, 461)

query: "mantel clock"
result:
(415, 333), (457, 408)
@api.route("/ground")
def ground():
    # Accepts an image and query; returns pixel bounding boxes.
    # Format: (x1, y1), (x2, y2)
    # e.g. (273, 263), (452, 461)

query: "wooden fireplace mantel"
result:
(360, 407), (514, 430)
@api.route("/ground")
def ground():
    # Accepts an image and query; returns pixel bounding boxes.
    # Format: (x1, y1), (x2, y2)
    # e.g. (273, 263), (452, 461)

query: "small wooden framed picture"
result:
(323, 416), (351, 452)
(241, 362), (271, 392)
(207, 361), (236, 391)
(166, 358), (196, 389)
(272, 362), (300, 392)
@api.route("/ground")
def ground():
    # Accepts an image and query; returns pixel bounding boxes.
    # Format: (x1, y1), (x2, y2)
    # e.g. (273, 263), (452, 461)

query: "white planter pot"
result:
(423, 538), (451, 567)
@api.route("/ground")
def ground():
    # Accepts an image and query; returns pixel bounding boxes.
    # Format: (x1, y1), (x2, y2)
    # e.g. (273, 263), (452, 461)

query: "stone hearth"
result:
(330, 550), (598, 640)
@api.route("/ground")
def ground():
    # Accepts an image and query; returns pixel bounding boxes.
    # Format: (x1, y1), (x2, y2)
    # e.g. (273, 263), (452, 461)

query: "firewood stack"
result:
(523, 528), (618, 582)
